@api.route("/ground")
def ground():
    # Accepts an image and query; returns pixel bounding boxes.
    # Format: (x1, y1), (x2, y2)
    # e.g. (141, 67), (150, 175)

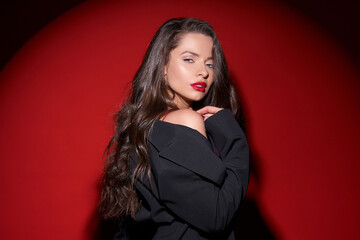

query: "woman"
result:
(99, 18), (249, 239)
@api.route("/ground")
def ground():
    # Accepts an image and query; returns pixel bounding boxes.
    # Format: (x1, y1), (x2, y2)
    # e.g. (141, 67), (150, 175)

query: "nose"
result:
(197, 63), (209, 79)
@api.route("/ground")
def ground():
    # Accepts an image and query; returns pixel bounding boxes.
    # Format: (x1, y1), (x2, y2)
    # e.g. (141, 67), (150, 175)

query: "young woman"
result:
(99, 18), (249, 240)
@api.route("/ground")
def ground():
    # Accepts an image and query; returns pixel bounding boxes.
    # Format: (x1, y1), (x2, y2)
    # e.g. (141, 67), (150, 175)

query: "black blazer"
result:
(114, 109), (249, 240)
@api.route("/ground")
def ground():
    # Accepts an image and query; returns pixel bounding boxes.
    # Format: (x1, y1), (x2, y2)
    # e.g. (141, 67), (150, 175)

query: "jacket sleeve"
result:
(149, 109), (249, 233)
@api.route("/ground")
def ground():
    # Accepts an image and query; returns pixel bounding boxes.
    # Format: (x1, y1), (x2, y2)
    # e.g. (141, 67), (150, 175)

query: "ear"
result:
(164, 65), (168, 77)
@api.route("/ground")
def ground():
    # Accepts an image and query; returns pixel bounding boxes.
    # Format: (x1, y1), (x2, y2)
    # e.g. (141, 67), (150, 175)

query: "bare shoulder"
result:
(163, 109), (207, 138)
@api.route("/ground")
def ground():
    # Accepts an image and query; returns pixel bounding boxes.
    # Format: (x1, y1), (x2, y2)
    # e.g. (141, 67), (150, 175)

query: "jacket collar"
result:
(148, 120), (226, 186)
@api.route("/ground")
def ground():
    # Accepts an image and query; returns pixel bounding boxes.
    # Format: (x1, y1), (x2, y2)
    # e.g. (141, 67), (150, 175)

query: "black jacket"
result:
(114, 109), (249, 239)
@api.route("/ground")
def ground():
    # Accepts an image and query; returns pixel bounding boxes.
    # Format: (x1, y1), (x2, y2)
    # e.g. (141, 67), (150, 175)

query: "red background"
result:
(1, 0), (359, 239)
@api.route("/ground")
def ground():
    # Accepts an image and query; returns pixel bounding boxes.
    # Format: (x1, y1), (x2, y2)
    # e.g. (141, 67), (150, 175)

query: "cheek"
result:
(169, 65), (190, 83)
(177, 64), (191, 78)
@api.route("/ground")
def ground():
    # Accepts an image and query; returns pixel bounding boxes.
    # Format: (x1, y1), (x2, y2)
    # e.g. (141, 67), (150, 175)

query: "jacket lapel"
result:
(149, 121), (226, 186)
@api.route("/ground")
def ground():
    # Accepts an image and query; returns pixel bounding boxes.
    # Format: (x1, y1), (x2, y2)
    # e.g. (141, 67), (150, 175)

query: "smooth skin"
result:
(162, 33), (223, 138)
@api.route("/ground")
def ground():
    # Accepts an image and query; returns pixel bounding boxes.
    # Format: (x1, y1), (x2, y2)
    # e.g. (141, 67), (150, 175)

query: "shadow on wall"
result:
(86, 180), (119, 240)
(92, 219), (119, 240)
(234, 150), (279, 240)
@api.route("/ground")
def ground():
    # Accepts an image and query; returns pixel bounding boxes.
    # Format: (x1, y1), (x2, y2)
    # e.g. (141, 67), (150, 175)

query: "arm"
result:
(152, 109), (249, 233)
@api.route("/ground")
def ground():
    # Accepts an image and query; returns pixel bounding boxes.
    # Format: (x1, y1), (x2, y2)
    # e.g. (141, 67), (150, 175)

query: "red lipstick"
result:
(190, 82), (207, 92)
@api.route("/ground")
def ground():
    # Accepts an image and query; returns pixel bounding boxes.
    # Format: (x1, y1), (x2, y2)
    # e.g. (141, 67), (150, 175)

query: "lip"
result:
(190, 82), (207, 92)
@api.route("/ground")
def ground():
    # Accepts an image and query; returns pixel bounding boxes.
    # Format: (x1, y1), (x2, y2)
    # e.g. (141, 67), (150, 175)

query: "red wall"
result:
(1, 0), (359, 239)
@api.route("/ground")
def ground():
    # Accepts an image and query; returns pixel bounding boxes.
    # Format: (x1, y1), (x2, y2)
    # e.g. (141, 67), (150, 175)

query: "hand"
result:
(196, 106), (223, 121)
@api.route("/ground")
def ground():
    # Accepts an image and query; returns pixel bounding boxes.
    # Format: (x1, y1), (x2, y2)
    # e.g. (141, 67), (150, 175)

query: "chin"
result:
(191, 94), (207, 102)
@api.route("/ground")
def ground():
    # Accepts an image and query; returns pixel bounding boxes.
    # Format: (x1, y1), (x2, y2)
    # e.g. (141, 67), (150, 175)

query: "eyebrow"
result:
(181, 51), (214, 61)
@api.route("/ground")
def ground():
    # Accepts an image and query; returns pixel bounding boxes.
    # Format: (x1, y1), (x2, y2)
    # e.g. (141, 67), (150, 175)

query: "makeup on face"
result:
(164, 33), (214, 109)
(190, 81), (207, 92)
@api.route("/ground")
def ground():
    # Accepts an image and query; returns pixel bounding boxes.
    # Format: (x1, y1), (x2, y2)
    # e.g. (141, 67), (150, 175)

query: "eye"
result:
(206, 63), (214, 69)
(183, 58), (194, 63)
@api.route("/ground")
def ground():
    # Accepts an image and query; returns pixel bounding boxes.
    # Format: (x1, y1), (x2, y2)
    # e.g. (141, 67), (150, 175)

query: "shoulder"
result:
(163, 109), (207, 138)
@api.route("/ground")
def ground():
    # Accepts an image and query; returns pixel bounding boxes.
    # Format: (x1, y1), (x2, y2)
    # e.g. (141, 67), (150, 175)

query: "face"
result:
(164, 33), (214, 109)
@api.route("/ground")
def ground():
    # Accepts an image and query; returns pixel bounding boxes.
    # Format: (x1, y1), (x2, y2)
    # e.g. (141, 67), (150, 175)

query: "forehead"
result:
(174, 33), (213, 56)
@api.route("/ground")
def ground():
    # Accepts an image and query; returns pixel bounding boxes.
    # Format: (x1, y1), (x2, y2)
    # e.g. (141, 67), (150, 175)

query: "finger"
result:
(202, 113), (213, 121)
(196, 106), (212, 115)
(196, 106), (223, 115)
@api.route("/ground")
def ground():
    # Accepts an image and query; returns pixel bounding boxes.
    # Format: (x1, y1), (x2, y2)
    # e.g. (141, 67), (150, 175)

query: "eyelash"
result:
(183, 58), (214, 69)
(183, 58), (194, 63)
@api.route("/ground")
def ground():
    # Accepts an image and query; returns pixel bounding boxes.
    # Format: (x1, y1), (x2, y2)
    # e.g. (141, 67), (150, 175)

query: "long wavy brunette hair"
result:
(99, 18), (242, 219)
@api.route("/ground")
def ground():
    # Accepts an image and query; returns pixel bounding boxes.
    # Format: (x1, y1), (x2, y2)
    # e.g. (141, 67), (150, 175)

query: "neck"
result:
(174, 95), (192, 109)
